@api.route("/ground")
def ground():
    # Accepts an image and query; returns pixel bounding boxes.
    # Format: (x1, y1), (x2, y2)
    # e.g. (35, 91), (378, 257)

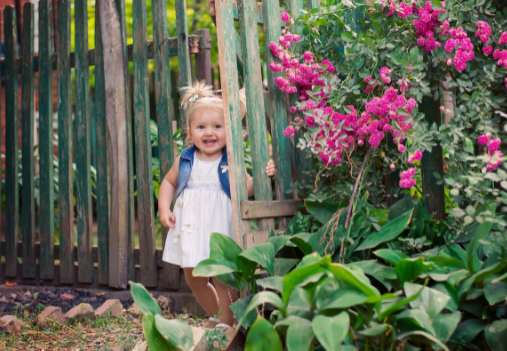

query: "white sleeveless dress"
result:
(162, 153), (234, 267)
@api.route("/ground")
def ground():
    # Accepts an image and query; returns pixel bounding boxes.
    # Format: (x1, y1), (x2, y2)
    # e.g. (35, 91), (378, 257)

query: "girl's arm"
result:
(247, 159), (276, 197)
(158, 156), (180, 228)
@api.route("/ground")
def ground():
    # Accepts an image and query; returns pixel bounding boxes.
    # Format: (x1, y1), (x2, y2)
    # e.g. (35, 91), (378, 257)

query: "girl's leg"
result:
(211, 276), (236, 327)
(183, 268), (219, 328)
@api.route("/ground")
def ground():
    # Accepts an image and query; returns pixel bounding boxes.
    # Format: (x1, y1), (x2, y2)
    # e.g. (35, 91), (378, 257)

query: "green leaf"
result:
(286, 318), (314, 351)
(374, 249), (409, 265)
(258, 276), (284, 292)
(305, 199), (344, 224)
(397, 108), (410, 116)
(396, 331), (449, 351)
(313, 312), (350, 351)
(275, 258), (300, 276)
(130, 281), (162, 316)
(287, 287), (312, 319)
(238, 292), (286, 327)
(473, 261), (507, 283)
(317, 287), (368, 310)
(341, 32), (354, 43)
(282, 256), (330, 304)
(404, 283), (450, 319)
(358, 324), (390, 336)
(395, 309), (435, 335)
(369, 208), (389, 226)
(289, 234), (313, 255)
(240, 242), (276, 276)
(154, 315), (193, 350)
(465, 138), (474, 155)
(485, 275), (507, 305)
(142, 314), (179, 351)
(433, 312), (461, 344)
(485, 319), (507, 351)
(268, 235), (290, 252)
(451, 319), (489, 343)
(209, 232), (243, 268)
(466, 203), (495, 271)
(193, 259), (236, 277)
(378, 285), (423, 321)
(245, 317), (283, 351)
(231, 294), (257, 328)
(356, 209), (413, 251)
(448, 208), (465, 218)
(324, 263), (380, 297)
(430, 0), (443, 10)
(394, 257), (432, 285)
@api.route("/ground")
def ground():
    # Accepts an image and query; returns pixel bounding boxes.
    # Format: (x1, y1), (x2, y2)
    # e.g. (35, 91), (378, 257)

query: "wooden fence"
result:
(0, 0), (213, 291)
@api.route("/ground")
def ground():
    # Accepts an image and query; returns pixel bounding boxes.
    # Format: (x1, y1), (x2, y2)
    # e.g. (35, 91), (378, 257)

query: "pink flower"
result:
(290, 106), (297, 114)
(397, 3), (413, 18)
(305, 115), (316, 127)
(292, 34), (300, 43)
(305, 99), (315, 110)
(475, 21), (491, 43)
(483, 46), (493, 55)
(478, 134), (490, 145)
(280, 12), (291, 23)
(486, 150), (503, 171)
(380, 66), (392, 84)
(488, 138), (501, 153)
(398, 144), (405, 153)
(400, 178), (417, 188)
(399, 167), (417, 188)
(400, 167), (416, 180)
(499, 32), (507, 45)
(318, 151), (330, 165)
(269, 62), (283, 72)
(302, 51), (313, 62)
(283, 126), (295, 137)
(408, 149), (423, 163)
(390, 164), (396, 170)
(364, 76), (372, 83)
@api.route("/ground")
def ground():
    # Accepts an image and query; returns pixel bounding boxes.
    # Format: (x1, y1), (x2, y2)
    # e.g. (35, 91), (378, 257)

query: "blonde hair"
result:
(180, 81), (247, 145)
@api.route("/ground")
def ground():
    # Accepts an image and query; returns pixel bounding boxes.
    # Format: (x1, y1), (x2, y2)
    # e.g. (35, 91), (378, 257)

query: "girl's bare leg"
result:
(212, 276), (236, 327)
(183, 268), (219, 328)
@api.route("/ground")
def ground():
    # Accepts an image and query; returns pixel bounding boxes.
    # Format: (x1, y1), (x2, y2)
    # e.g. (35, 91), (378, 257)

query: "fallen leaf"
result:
(6, 281), (18, 286)
(60, 293), (75, 300)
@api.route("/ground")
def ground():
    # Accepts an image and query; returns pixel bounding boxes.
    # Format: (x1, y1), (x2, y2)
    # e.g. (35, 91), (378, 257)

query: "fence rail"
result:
(0, 0), (211, 291)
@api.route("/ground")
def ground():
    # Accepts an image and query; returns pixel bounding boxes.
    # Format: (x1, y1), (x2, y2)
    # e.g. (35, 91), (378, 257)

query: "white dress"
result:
(162, 153), (234, 267)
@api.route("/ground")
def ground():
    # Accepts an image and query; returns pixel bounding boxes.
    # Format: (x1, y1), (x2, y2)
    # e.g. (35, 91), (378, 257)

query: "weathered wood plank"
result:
(238, 0), (274, 232)
(4, 6), (19, 278)
(0, 6), (3, 275)
(234, 28), (244, 79)
(215, 0), (250, 246)
(262, 0), (293, 206)
(233, 2), (263, 24)
(95, 0), (109, 286)
(114, 0), (136, 282)
(176, 0), (192, 142)
(243, 231), (285, 249)
(308, 0), (320, 10)
(75, 0), (94, 284)
(21, 2), (36, 279)
(133, 0), (157, 288)
(240, 200), (302, 219)
(57, 0), (75, 284)
(151, 0), (180, 290)
(194, 29), (212, 85)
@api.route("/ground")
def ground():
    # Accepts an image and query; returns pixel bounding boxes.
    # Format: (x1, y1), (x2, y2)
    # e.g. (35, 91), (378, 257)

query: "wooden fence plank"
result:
(95, 0), (110, 286)
(233, 2), (263, 24)
(75, 0), (94, 283)
(57, 0), (75, 284)
(214, 0), (249, 246)
(240, 200), (302, 219)
(176, 0), (192, 141)
(194, 29), (212, 85)
(39, 0), (55, 281)
(133, 0), (157, 287)
(114, 0), (136, 282)
(151, 0), (180, 290)
(262, 1), (293, 206)
(21, 2), (36, 279)
(308, 0), (320, 10)
(4, 6), (19, 278)
(238, 0), (274, 232)
(0, 8), (2, 275)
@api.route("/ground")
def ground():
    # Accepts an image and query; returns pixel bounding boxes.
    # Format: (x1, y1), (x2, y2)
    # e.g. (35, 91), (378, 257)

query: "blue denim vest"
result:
(175, 145), (231, 200)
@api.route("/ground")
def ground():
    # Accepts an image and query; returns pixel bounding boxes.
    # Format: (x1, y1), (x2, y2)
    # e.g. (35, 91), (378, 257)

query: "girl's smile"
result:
(188, 109), (227, 161)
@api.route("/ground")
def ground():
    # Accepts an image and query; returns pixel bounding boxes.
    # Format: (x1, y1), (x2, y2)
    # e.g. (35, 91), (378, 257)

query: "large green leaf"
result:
(209, 232), (242, 268)
(154, 315), (193, 350)
(245, 317), (283, 351)
(258, 276), (284, 292)
(433, 312), (461, 344)
(388, 193), (415, 220)
(474, 261), (507, 283)
(451, 319), (489, 343)
(238, 292), (287, 326)
(394, 257), (432, 285)
(130, 281), (162, 315)
(313, 312), (350, 351)
(396, 331), (449, 351)
(287, 287), (312, 319)
(275, 258), (300, 276)
(308, 211), (347, 256)
(324, 263), (380, 297)
(317, 287), (367, 310)
(240, 242), (276, 276)
(395, 309), (435, 336)
(432, 283), (459, 312)
(268, 235), (291, 252)
(466, 203), (495, 272)
(142, 314), (179, 351)
(355, 209), (413, 251)
(374, 249), (409, 265)
(231, 294), (257, 328)
(289, 233), (313, 255)
(485, 275), (507, 305)
(404, 283), (450, 320)
(193, 259), (236, 277)
(378, 285), (423, 320)
(485, 319), (507, 351)
(282, 256), (330, 304)
(305, 199), (345, 224)
(358, 324), (390, 336)
(286, 318), (314, 351)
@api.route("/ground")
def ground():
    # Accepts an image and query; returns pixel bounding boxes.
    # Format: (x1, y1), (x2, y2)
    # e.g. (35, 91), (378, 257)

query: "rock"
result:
(95, 299), (124, 318)
(131, 340), (148, 351)
(0, 297), (8, 303)
(37, 306), (68, 325)
(65, 303), (95, 321)
(157, 295), (173, 311)
(192, 326), (245, 351)
(60, 293), (76, 300)
(46, 292), (58, 299)
(0, 315), (25, 333)
(129, 303), (142, 318)
(24, 291), (32, 299)
(189, 326), (207, 351)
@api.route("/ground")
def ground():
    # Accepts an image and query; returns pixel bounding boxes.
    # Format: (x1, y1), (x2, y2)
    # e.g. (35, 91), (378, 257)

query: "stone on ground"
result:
(95, 299), (124, 318)
(189, 326), (207, 351)
(131, 340), (148, 351)
(191, 326), (245, 351)
(65, 303), (95, 321)
(129, 302), (142, 318)
(0, 315), (25, 333)
(37, 306), (68, 325)
(157, 295), (173, 311)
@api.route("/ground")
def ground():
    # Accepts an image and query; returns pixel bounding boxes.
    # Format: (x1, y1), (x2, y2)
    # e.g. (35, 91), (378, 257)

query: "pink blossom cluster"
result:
(499, 32), (507, 45)
(479, 134), (503, 171)
(413, 1), (445, 53)
(408, 149), (423, 163)
(400, 168), (417, 188)
(493, 49), (507, 69)
(475, 21), (491, 43)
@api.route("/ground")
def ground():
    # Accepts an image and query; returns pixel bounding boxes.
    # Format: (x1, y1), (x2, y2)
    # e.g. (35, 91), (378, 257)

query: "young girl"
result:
(159, 81), (275, 330)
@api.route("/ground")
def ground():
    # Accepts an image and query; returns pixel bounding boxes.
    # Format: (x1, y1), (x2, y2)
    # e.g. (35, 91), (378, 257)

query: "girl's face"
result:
(187, 108), (227, 160)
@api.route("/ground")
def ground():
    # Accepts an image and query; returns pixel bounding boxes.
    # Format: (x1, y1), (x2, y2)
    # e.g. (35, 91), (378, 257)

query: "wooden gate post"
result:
(195, 29), (213, 85)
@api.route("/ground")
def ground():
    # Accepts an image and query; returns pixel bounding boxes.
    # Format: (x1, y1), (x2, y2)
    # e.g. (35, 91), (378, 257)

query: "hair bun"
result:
(180, 81), (216, 109)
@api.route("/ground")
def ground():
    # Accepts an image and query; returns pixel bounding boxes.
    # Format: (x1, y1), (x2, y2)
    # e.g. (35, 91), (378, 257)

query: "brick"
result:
(0, 315), (25, 333)
(95, 299), (124, 318)
(37, 306), (68, 325)
(65, 303), (95, 321)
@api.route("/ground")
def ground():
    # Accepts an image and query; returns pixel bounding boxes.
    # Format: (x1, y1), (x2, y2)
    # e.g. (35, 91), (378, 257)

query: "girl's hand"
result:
(266, 159), (276, 177)
(160, 210), (176, 228)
